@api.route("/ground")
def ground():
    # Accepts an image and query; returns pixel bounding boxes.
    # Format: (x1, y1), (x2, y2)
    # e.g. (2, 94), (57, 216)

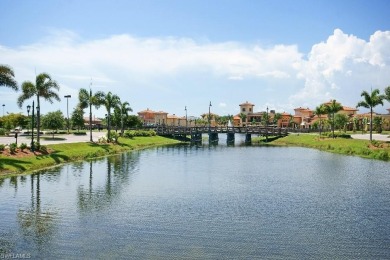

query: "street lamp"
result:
(185, 106), (188, 128)
(64, 95), (71, 134)
(266, 106), (269, 142)
(208, 101), (212, 130)
(2, 104), (4, 117)
(27, 101), (35, 151)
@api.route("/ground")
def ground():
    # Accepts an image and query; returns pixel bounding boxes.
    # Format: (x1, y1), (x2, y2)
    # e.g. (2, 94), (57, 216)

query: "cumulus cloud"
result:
(1, 28), (389, 116)
(290, 29), (390, 111)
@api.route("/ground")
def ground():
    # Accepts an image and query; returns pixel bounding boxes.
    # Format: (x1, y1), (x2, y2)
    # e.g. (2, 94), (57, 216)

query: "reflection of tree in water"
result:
(77, 152), (140, 213)
(17, 173), (58, 253)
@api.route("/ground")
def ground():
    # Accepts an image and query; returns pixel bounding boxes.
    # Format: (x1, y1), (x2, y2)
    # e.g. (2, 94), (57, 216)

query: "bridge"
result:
(153, 125), (289, 145)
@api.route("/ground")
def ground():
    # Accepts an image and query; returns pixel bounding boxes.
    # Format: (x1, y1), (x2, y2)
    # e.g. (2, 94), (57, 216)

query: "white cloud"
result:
(290, 29), (390, 111)
(1, 28), (390, 116)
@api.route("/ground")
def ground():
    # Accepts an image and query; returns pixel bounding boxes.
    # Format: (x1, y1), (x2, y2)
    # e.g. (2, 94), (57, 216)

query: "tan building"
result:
(138, 108), (168, 125)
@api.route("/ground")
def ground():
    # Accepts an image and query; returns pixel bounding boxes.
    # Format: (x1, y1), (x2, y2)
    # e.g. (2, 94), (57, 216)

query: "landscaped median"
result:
(0, 136), (181, 177)
(266, 133), (390, 161)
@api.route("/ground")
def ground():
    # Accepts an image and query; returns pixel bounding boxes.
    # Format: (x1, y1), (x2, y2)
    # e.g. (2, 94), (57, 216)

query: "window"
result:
(249, 108), (252, 112)
(242, 108), (246, 112)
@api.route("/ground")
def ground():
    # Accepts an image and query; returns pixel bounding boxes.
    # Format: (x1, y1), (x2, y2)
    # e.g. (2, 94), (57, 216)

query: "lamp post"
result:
(64, 95), (71, 134)
(208, 101), (212, 131)
(185, 106), (188, 128)
(2, 104), (4, 116)
(266, 106), (269, 142)
(27, 101), (35, 151)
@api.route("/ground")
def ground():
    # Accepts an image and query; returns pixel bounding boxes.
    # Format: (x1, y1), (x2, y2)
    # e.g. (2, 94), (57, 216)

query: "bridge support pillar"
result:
(245, 133), (252, 145)
(226, 132), (235, 145)
(191, 132), (202, 145)
(209, 132), (219, 145)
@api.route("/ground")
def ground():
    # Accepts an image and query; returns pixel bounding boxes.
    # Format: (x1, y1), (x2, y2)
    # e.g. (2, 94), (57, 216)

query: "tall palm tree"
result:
(0, 65), (18, 91)
(78, 88), (105, 142)
(118, 101), (132, 136)
(325, 100), (343, 139)
(17, 73), (60, 144)
(356, 88), (384, 142)
(99, 91), (121, 142)
(314, 104), (327, 136)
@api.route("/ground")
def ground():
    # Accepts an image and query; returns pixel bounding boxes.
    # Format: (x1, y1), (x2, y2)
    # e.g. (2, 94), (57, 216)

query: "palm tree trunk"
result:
(89, 102), (93, 142)
(370, 107), (373, 142)
(37, 96), (41, 144)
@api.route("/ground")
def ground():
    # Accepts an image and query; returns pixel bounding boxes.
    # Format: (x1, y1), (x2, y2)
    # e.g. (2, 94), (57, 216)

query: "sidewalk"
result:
(0, 132), (107, 146)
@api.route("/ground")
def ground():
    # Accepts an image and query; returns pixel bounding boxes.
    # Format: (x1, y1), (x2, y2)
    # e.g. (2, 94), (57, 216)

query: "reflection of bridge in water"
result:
(153, 126), (289, 145)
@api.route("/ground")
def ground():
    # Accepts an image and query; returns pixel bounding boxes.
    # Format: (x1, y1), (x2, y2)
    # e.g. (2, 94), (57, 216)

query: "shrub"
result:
(73, 131), (87, 135)
(10, 143), (17, 154)
(374, 150), (389, 161)
(107, 131), (119, 143)
(40, 145), (48, 154)
(0, 128), (6, 136)
(20, 143), (28, 151)
(34, 142), (41, 151)
(123, 129), (156, 138)
(0, 144), (5, 151)
(98, 136), (108, 143)
(124, 130), (135, 139)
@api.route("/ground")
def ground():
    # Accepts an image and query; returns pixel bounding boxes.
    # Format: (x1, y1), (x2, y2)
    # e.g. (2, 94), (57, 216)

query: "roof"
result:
(342, 106), (358, 111)
(239, 101), (255, 106)
(294, 107), (312, 111)
(138, 108), (155, 114)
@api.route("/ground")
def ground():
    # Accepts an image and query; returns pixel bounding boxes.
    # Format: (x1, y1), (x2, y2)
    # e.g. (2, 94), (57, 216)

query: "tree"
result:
(373, 116), (383, 133)
(98, 91), (121, 142)
(273, 113), (282, 126)
(385, 86), (390, 102)
(78, 88), (104, 142)
(125, 115), (143, 128)
(119, 101), (132, 136)
(356, 89), (384, 142)
(41, 110), (65, 138)
(239, 113), (247, 126)
(17, 73), (60, 144)
(314, 104), (327, 136)
(325, 100), (343, 138)
(71, 107), (85, 132)
(334, 113), (349, 132)
(0, 65), (18, 91)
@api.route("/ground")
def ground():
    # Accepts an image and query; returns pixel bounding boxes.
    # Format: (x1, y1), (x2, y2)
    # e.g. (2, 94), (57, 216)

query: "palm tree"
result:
(99, 91), (121, 142)
(356, 88), (384, 142)
(78, 88), (105, 142)
(314, 104), (327, 136)
(385, 86), (390, 102)
(325, 100), (343, 139)
(239, 113), (247, 126)
(17, 73), (60, 144)
(0, 65), (18, 91)
(118, 101), (132, 136)
(273, 113), (282, 126)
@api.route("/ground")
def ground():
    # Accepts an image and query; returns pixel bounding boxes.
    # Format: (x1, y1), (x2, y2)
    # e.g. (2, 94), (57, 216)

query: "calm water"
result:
(1, 137), (390, 259)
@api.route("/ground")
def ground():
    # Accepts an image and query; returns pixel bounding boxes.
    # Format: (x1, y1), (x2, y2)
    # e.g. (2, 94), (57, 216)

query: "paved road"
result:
(350, 133), (390, 141)
(0, 132), (107, 146)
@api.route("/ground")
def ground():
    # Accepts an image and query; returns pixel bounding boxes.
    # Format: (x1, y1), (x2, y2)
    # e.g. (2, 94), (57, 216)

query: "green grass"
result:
(0, 136), (181, 177)
(266, 134), (390, 161)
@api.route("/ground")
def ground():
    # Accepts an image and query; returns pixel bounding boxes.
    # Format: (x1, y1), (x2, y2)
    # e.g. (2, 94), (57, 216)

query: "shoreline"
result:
(0, 136), (182, 178)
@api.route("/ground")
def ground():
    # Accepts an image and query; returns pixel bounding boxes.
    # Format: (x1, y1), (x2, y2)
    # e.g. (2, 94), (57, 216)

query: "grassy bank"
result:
(0, 136), (181, 177)
(263, 134), (390, 161)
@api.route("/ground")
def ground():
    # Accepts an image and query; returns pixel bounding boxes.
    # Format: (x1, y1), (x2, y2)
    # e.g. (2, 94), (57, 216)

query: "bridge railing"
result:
(153, 125), (291, 136)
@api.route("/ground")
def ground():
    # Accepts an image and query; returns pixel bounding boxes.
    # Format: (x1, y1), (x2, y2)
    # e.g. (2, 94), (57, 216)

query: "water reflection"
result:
(17, 174), (58, 253)
(77, 152), (140, 213)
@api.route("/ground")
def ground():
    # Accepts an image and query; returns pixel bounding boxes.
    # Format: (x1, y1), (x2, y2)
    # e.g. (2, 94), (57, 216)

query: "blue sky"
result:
(1, 0), (390, 118)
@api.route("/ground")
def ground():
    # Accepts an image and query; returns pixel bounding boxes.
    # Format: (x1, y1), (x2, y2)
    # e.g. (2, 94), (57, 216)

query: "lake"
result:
(1, 136), (389, 259)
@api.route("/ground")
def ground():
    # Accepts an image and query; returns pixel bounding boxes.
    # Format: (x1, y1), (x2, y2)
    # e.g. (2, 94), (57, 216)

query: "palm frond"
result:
(17, 81), (36, 108)
(0, 64), (18, 91)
